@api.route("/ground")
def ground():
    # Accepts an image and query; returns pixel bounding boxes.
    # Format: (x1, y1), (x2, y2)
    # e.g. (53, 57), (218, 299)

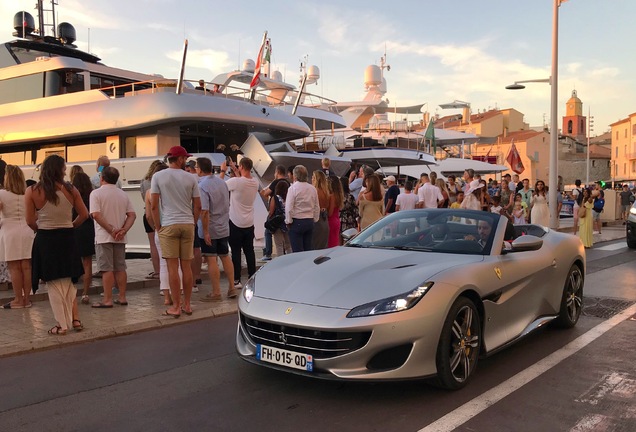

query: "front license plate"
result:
(256, 344), (313, 372)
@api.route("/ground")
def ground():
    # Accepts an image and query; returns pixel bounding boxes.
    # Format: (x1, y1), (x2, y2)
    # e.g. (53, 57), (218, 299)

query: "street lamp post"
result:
(548, 0), (560, 230)
(506, 0), (564, 230)
(586, 108), (594, 186)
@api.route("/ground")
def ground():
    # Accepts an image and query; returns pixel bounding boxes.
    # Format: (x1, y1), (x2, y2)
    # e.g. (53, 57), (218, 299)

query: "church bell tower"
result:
(562, 90), (586, 142)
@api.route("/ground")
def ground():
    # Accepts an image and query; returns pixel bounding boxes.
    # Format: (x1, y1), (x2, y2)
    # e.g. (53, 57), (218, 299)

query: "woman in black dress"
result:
(72, 172), (95, 304)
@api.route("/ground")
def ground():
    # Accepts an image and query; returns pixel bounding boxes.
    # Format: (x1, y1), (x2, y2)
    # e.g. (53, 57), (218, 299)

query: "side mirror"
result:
(342, 228), (359, 242)
(508, 235), (543, 252)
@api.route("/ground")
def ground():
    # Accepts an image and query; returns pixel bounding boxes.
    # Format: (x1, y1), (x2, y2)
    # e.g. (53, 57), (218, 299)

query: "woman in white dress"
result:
(530, 180), (550, 227)
(0, 166), (36, 309)
(0, 160), (9, 287)
(461, 180), (484, 211)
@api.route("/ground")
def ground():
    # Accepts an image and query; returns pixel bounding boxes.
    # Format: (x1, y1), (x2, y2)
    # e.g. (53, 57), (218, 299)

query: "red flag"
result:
(250, 32), (268, 89)
(506, 141), (525, 174)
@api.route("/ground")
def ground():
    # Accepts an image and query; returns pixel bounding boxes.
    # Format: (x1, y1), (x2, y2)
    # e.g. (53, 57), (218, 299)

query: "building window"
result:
(633, 124), (636, 135)
(616, 130), (619, 140)
(567, 120), (573, 134)
(592, 160), (596, 167)
(625, 129), (628, 138)
(626, 145), (628, 156)
(625, 163), (627, 175)
(616, 146), (619, 157)
(632, 161), (636, 172)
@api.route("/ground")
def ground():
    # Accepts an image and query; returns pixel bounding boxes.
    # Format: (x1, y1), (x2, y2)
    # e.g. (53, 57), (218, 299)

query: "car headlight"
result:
(347, 282), (434, 318)
(243, 276), (255, 303)
(630, 206), (636, 216)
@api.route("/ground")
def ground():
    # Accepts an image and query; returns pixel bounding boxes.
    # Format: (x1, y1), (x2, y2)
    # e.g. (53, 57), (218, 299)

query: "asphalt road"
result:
(0, 240), (634, 432)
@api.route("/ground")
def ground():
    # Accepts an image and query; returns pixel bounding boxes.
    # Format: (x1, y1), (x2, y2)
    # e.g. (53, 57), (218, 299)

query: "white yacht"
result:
(0, 3), (317, 252)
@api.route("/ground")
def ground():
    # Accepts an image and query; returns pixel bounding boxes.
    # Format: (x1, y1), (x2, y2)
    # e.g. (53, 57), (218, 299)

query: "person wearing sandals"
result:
(90, 167), (136, 309)
(0, 166), (35, 309)
(196, 157), (237, 302)
(25, 155), (88, 335)
(71, 172), (95, 305)
(143, 162), (177, 305)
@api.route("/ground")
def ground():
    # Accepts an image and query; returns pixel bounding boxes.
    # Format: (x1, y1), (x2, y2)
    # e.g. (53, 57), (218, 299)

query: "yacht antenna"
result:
(37, 0), (59, 37)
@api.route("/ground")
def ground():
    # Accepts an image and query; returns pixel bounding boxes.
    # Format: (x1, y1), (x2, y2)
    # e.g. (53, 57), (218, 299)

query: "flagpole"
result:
(250, 31), (268, 102)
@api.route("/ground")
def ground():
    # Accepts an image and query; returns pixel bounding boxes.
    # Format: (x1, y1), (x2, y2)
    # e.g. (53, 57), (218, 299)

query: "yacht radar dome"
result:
(13, 12), (36, 37)
(271, 70), (283, 81)
(242, 59), (255, 73)
(57, 22), (76, 45)
(306, 65), (320, 84)
(364, 65), (382, 88)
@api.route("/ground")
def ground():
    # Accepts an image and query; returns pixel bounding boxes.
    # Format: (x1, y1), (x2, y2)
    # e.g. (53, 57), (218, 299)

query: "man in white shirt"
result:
(151, 146), (201, 318)
(285, 165), (320, 252)
(220, 157), (259, 288)
(90, 167), (136, 308)
(417, 173), (443, 208)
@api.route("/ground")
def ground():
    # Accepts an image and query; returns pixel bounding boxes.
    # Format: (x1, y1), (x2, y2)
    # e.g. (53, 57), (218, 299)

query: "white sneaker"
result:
(192, 286), (200, 293)
(234, 281), (242, 289)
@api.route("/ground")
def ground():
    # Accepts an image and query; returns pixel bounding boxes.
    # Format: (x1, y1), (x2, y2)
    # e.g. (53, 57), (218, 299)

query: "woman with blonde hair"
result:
(0, 166), (35, 309)
(25, 155), (88, 335)
(436, 178), (450, 208)
(327, 176), (344, 247)
(358, 174), (384, 229)
(69, 165), (85, 184)
(312, 170), (331, 249)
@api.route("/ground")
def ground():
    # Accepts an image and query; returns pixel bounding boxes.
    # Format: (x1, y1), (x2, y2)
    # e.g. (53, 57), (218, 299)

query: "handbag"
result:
(264, 214), (284, 232)
(578, 205), (586, 218)
(264, 196), (285, 232)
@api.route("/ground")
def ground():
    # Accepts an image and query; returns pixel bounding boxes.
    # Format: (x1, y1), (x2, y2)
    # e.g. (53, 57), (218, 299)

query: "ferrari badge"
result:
(494, 267), (502, 279)
(285, 307), (293, 315)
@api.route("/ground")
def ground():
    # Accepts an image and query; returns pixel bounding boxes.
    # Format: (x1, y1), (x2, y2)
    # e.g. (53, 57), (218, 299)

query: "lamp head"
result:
(505, 83), (526, 90)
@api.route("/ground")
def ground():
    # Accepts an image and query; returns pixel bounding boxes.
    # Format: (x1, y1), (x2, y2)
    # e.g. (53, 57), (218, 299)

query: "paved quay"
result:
(0, 222), (628, 358)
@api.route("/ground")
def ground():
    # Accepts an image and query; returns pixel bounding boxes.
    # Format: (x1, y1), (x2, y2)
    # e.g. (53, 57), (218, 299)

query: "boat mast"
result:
(36, 0), (58, 37)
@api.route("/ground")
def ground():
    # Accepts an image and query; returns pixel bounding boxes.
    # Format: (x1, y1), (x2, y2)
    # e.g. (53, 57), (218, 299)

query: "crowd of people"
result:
(2, 148), (634, 334)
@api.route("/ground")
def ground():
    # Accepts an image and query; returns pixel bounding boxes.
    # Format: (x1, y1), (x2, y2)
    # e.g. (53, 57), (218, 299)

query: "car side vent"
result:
(391, 264), (415, 269)
(313, 256), (331, 265)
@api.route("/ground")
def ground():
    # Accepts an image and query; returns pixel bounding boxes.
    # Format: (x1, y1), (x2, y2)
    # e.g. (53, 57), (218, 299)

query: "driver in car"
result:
(464, 219), (492, 248)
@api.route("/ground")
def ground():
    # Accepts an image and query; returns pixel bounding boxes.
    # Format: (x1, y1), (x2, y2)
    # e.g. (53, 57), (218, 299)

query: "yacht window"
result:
(0, 73), (44, 104)
(0, 44), (18, 68)
(45, 70), (84, 96)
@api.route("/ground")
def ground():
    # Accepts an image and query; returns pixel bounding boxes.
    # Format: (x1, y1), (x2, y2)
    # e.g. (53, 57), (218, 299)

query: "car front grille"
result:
(240, 313), (371, 360)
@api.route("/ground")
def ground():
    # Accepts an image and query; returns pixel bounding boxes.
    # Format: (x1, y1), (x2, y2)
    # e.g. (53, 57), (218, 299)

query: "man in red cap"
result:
(150, 146), (201, 317)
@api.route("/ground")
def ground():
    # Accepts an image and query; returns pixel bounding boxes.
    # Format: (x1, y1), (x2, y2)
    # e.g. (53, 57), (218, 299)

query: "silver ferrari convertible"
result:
(236, 209), (585, 390)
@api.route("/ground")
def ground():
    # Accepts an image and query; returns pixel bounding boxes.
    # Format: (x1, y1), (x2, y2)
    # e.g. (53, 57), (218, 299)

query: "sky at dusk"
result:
(3, 0), (634, 134)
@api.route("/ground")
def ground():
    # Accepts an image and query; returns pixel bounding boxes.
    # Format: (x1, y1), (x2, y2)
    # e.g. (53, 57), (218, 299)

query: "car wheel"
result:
(627, 238), (636, 249)
(553, 264), (583, 328)
(434, 296), (481, 390)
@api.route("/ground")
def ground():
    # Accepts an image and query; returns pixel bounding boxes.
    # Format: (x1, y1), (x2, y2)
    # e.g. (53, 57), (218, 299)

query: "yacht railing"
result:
(90, 78), (341, 114)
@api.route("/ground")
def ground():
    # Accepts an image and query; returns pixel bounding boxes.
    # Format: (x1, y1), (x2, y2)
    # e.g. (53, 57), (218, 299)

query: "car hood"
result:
(252, 247), (483, 309)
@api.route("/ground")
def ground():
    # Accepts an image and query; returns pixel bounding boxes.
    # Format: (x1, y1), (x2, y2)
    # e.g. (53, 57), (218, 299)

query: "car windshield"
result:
(346, 209), (501, 255)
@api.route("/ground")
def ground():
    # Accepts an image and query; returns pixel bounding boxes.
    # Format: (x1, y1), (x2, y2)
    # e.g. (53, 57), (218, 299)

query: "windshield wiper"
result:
(346, 243), (370, 248)
(391, 245), (434, 252)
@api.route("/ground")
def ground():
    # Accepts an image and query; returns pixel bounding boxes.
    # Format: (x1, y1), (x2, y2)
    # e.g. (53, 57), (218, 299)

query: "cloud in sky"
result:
(2, 0), (635, 132)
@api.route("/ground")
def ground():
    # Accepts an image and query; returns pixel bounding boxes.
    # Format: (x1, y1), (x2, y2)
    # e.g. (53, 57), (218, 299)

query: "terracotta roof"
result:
(434, 109), (501, 128)
(609, 115), (635, 127)
(497, 130), (545, 143)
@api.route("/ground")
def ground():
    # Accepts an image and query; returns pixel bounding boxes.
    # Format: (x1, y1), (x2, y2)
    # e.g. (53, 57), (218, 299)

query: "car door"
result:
(481, 234), (557, 352)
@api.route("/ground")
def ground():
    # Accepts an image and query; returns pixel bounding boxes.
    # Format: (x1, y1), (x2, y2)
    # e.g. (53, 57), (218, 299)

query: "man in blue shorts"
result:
(196, 157), (237, 301)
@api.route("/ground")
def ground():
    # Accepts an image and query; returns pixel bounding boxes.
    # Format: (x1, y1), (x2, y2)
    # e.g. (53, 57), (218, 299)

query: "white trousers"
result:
(47, 278), (76, 330)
